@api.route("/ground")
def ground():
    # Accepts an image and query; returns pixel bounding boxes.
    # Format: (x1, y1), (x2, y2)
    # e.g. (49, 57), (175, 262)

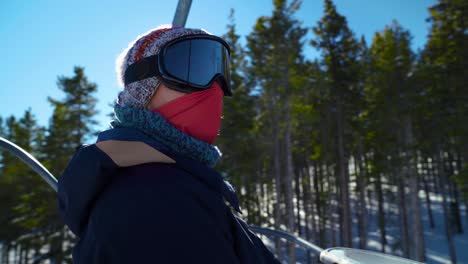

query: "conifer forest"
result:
(0, 0), (467, 263)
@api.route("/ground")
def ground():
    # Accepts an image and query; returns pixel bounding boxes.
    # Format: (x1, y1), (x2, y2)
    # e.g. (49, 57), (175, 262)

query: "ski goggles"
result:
(124, 35), (232, 96)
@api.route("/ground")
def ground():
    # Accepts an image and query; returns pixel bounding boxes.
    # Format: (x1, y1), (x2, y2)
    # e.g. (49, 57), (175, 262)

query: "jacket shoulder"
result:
(57, 144), (118, 236)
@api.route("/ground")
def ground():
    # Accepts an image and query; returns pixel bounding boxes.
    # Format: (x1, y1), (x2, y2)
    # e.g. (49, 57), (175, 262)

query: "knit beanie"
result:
(115, 25), (211, 109)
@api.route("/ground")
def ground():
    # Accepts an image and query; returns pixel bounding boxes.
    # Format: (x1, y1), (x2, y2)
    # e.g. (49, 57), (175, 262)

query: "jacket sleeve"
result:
(57, 144), (118, 237)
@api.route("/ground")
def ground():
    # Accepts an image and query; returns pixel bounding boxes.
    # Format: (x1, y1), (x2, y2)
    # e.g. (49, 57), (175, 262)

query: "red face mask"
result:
(152, 82), (224, 144)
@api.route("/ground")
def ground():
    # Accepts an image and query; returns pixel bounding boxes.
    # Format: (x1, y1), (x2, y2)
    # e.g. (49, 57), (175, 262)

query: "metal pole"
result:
(172, 0), (193, 27)
(0, 137), (58, 192)
(249, 225), (324, 255)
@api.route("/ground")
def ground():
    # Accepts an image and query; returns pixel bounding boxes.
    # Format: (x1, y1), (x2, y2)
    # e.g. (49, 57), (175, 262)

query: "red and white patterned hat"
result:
(116, 25), (211, 109)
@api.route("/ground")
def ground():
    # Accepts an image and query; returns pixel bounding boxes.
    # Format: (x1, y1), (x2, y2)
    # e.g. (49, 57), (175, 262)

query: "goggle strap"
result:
(124, 55), (160, 86)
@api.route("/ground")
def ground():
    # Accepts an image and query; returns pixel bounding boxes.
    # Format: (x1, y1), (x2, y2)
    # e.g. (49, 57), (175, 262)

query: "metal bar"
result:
(249, 225), (324, 255)
(172, 0), (193, 27)
(0, 137), (58, 192)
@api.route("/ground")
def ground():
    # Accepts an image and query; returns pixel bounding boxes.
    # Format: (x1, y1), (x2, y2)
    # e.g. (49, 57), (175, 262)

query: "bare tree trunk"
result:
(396, 171), (410, 258)
(455, 150), (465, 232)
(330, 196), (337, 247)
(422, 172), (435, 228)
(14, 244), (20, 264)
(19, 244), (24, 264)
(19, 243), (28, 264)
(357, 175), (368, 249)
(327, 164), (337, 248)
(18, 245), (22, 264)
(306, 164), (316, 244)
(431, 159), (440, 194)
(436, 151), (457, 264)
(375, 174), (387, 253)
(261, 183), (267, 222)
(24, 244), (29, 264)
(356, 137), (368, 249)
(295, 169), (302, 235)
(462, 146), (468, 224)
(465, 201), (468, 227)
(272, 117), (283, 258)
(241, 174), (250, 221)
(315, 162), (325, 247)
(407, 173), (425, 261)
(284, 103), (296, 264)
(301, 164), (313, 264)
(403, 117), (425, 262)
(0, 244), (2, 264)
(263, 182), (272, 223)
(0, 244), (3, 264)
(255, 184), (261, 223)
(448, 152), (463, 234)
(5, 243), (11, 264)
(336, 103), (352, 247)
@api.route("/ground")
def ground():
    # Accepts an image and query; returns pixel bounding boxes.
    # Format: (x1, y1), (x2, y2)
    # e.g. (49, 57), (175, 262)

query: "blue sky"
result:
(0, 0), (436, 133)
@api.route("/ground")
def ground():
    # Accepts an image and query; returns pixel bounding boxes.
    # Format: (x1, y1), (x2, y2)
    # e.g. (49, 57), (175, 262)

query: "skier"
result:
(57, 25), (280, 263)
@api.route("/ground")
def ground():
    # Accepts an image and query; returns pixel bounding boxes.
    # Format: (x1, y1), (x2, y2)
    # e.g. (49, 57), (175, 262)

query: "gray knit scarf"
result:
(111, 104), (221, 167)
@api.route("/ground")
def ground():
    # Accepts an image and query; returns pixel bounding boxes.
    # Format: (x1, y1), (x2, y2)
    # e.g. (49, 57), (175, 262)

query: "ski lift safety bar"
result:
(0, 137), (58, 192)
(249, 225), (324, 255)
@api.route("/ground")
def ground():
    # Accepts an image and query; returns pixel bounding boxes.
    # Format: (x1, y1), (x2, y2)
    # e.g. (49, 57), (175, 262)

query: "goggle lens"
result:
(124, 35), (231, 96)
(162, 38), (231, 94)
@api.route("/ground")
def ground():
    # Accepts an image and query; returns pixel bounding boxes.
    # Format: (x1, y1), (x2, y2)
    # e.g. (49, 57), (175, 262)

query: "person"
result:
(57, 25), (280, 263)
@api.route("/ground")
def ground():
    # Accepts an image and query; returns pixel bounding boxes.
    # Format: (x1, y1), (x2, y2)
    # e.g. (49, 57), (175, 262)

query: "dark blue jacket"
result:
(57, 127), (279, 263)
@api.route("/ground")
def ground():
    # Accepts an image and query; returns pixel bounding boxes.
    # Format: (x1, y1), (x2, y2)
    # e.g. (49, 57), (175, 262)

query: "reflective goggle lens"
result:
(162, 38), (231, 94)
(123, 36), (232, 96)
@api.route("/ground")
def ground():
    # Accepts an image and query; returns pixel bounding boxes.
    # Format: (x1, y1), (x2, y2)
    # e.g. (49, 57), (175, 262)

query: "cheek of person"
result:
(146, 83), (187, 111)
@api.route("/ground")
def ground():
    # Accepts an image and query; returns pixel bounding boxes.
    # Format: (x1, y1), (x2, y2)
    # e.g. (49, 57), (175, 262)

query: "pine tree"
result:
(217, 9), (261, 223)
(418, 0), (468, 262)
(353, 35), (370, 250)
(0, 110), (50, 263)
(44, 66), (99, 263)
(311, 0), (361, 247)
(47, 66), (98, 158)
(367, 21), (425, 261)
(247, 0), (307, 261)
(0, 67), (98, 263)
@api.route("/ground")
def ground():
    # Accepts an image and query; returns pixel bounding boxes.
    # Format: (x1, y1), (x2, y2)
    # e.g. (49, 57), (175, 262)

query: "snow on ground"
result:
(357, 191), (467, 264)
(255, 190), (467, 263)
(420, 194), (467, 264)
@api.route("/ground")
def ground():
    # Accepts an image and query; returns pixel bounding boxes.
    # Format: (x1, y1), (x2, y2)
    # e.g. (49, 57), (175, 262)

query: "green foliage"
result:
(0, 0), (467, 261)
(245, 1), (309, 232)
(246, 0), (308, 147)
(0, 67), (97, 263)
(0, 111), (50, 245)
(216, 9), (261, 222)
(311, 0), (361, 90)
(419, 0), (468, 151)
(420, 0), (468, 200)
(365, 21), (415, 166)
(310, 0), (363, 159)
